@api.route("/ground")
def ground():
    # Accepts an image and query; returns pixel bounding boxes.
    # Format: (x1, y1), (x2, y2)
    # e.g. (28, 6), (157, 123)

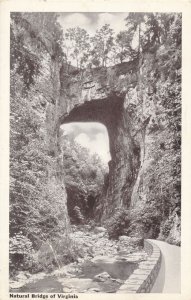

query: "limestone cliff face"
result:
(47, 50), (180, 243)
(57, 61), (141, 219)
(53, 58), (153, 215)
(10, 12), (71, 249)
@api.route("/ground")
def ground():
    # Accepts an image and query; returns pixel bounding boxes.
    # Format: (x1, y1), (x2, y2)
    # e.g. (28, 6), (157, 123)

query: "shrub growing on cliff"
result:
(106, 209), (130, 240)
(128, 204), (162, 239)
(37, 235), (88, 272)
(9, 233), (34, 276)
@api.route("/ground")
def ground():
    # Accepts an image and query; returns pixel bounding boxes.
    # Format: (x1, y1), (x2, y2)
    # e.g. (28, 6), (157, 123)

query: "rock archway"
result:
(50, 60), (146, 220)
(60, 95), (140, 220)
(45, 57), (159, 223)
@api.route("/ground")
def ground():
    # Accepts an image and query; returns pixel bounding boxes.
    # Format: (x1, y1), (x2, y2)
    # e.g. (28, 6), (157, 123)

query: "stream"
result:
(11, 259), (138, 293)
(10, 227), (147, 293)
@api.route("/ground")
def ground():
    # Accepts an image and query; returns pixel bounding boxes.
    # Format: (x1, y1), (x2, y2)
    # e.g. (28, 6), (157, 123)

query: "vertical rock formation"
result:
(58, 61), (141, 219)
(10, 13), (71, 247)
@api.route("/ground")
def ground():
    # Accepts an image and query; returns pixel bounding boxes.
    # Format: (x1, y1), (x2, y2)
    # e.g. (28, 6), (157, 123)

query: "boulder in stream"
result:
(93, 271), (111, 282)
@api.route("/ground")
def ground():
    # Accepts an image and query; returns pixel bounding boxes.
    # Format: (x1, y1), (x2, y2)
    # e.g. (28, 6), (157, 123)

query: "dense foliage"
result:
(106, 209), (130, 240)
(61, 13), (181, 69)
(60, 133), (107, 224)
(140, 13), (181, 243)
(10, 12), (72, 275)
(106, 13), (181, 243)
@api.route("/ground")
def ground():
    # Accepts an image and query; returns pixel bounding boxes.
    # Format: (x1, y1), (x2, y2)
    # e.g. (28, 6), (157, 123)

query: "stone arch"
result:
(60, 95), (124, 160)
(59, 91), (140, 220)
(44, 61), (143, 220)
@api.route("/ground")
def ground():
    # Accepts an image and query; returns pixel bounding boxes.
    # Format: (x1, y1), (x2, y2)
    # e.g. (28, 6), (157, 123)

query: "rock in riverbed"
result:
(93, 272), (111, 282)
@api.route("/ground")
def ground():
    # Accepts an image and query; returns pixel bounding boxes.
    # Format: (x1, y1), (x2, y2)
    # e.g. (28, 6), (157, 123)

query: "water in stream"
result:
(80, 259), (137, 280)
(11, 259), (138, 293)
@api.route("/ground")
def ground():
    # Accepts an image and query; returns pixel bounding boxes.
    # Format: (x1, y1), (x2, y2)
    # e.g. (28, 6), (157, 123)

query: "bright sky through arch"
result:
(61, 122), (111, 164)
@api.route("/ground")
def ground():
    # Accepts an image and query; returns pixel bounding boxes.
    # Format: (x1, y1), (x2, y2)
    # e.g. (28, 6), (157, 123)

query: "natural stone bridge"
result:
(47, 55), (158, 220)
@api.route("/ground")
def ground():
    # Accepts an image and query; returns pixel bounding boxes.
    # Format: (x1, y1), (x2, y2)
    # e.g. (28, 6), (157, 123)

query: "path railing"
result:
(117, 239), (161, 293)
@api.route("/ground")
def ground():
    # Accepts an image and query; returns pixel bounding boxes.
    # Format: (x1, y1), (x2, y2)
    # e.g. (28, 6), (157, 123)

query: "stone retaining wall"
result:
(117, 239), (161, 293)
(144, 239), (154, 255)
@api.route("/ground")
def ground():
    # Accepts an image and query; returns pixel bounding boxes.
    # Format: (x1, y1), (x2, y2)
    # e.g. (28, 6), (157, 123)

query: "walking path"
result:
(150, 239), (181, 293)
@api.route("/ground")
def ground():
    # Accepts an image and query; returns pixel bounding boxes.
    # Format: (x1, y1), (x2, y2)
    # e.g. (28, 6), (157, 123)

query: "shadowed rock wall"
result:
(47, 59), (154, 220)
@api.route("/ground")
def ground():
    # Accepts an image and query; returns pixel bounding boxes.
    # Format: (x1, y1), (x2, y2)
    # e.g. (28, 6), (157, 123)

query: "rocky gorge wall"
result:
(44, 46), (178, 236)
(49, 49), (180, 245)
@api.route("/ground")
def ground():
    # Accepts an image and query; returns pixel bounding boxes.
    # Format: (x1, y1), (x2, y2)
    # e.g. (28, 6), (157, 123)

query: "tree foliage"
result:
(10, 12), (68, 274)
(114, 30), (136, 63)
(106, 13), (181, 242)
(61, 13), (181, 69)
(60, 132), (108, 224)
(90, 24), (114, 67)
(63, 27), (90, 68)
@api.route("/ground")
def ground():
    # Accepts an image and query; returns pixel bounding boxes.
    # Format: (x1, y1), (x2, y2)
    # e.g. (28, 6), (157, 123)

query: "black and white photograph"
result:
(2, 1), (191, 298)
(8, 10), (182, 294)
